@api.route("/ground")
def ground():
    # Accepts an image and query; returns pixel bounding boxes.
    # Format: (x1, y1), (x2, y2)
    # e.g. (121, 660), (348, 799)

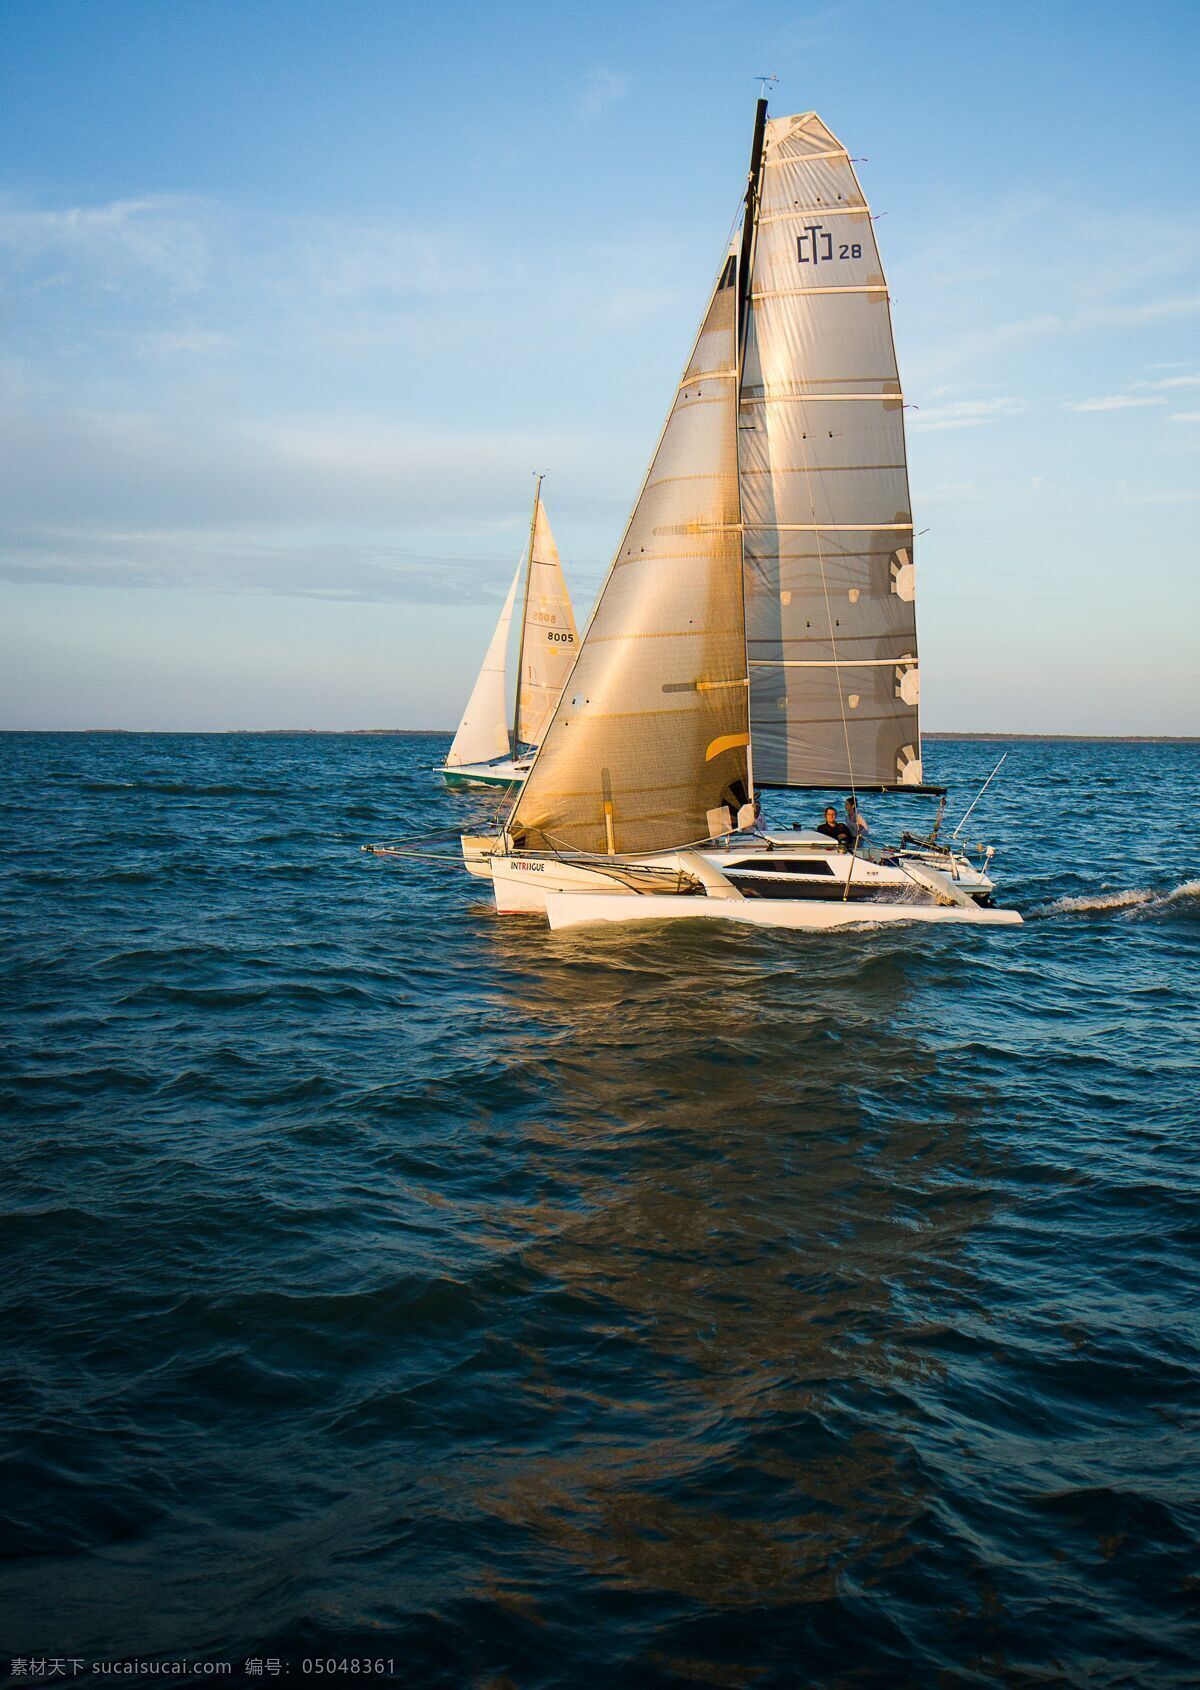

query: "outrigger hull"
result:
(544, 892), (1027, 932)
(544, 891), (1022, 932)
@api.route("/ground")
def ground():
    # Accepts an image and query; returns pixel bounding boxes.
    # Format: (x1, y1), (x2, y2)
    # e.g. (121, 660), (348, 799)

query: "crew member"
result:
(816, 805), (854, 848)
(845, 796), (869, 841)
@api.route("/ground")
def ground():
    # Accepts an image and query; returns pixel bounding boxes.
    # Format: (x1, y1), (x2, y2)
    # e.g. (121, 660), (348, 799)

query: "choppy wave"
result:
(1038, 878), (1200, 917)
(1, 731), (1197, 1685)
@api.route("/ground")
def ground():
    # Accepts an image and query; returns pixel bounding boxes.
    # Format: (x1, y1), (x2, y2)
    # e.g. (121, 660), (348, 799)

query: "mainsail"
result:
(508, 248), (750, 855)
(506, 103), (923, 854)
(445, 561), (521, 768)
(741, 113), (921, 789)
(515, 500), (579, 750)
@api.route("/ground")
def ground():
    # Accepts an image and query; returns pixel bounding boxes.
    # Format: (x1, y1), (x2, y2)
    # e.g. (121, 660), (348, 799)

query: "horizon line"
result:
(0, 729), (1197, 743)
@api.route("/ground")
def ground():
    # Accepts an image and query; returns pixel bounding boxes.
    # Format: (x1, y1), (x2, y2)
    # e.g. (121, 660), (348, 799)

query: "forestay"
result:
(508, 250), (750, 855)
(445, 562), (521, 768)
(516, 502), (580, 749)
(741, 112), (922, 789)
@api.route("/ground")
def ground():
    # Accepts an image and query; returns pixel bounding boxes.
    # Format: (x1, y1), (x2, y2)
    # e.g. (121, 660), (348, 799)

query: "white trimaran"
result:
(461, 100), (1021, 931)
(439, 477), (578, 788)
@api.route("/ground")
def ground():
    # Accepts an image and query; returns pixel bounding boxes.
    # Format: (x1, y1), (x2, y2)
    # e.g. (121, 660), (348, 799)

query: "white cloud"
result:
(1063, 395), (1164, 412)
(0, 400), (626, 599)
(908, 397), (1024, 431)
(137, 329), (234, 358)
(1134, 372), (1200, 390)
(1169, 410), (1200, 423)
(1118, 487), (1200, 505)
(918, 480), (979, 505)
(1080, 293), (1200, 328)
(0, 194), (211, 291)
(295, 221), (502, 301)
(0, 527), (526, 603)
(899, 186), (1200, 385)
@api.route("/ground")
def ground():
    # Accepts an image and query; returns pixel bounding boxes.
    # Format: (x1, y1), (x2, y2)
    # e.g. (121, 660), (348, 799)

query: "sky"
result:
(1, 0), (1197, 734)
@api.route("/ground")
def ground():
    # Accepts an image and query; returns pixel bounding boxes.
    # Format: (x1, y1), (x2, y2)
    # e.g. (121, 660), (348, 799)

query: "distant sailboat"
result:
(440, 479), (579, 789)
(463, 101), (1021, 929)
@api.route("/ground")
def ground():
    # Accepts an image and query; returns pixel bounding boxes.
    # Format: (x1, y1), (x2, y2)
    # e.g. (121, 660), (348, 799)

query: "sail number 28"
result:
(797, 223), (862, 265)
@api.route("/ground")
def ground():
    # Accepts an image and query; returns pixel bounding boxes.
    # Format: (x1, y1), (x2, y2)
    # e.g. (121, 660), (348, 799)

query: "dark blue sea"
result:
(1, 732), (1197, 1688)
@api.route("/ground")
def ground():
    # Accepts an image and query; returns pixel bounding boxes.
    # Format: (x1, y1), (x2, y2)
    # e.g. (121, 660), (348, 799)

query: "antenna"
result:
(756, 74), (778, 101)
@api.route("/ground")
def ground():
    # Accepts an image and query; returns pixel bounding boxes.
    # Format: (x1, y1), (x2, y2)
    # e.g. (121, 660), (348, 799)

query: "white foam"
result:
(1050, 888), (1154, 914)
(1043, 880), (1200, 917)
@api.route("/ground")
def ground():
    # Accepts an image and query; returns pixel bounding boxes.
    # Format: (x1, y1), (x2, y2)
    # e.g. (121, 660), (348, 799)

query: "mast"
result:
(734, 95), (769, 812)
(511, 473), (543, 758)
(736, 97), (769, 354)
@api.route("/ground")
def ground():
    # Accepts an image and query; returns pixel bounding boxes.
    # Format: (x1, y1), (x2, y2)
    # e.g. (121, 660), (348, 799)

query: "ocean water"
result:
(1, 731), (1197, 1688)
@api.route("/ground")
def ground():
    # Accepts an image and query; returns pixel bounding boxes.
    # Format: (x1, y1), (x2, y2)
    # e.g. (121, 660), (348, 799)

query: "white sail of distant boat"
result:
(444, 561), (521, 771)
(440, 481), (578, 789)
(446, 101), (1019, 927)
(514, 496), (579, 752)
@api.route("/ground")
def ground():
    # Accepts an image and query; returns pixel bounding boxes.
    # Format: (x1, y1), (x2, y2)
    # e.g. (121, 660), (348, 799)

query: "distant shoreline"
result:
(1, 729), (1197, 743)
(924, 733), (1199, 744)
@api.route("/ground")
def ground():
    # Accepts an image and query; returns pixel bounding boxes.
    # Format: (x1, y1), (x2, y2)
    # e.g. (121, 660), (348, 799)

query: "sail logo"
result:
(796, 224), (862, 265)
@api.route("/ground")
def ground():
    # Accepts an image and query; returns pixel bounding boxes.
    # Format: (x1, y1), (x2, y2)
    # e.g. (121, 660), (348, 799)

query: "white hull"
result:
(440, 756), (530, 790)
(544, 890), (1021, 931)
(483, 832), (1008, 918)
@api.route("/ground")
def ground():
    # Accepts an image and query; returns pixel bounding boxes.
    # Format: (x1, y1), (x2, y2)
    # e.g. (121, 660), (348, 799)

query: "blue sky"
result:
(2, 0), (1197, 732)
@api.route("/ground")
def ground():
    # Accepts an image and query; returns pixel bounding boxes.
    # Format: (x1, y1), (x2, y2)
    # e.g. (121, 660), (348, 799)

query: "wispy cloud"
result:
(1118, 486), (1200, 505)
(0, 401), (624, 599)
(578, 67), (631, 124)
(899, 186), (1200, 385)
(919, 480), (979, 505)
(1080, 293), (1200, 328)
(0, 528), (527, 603)
(1132, 372), (1200, 391)
(137, 328), (234, 358)
(1064, 394), (1164, 412)
(1170, 410), (1200, 423)
(0, 193), (212, 291)
(908, 397), (1024, 431)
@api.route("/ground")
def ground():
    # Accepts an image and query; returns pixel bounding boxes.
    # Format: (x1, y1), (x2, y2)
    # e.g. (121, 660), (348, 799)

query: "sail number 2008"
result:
(797, 223), (861, 266)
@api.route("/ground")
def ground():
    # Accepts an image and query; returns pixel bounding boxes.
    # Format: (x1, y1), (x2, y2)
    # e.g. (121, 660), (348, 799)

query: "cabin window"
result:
(726, 858), (836, 877)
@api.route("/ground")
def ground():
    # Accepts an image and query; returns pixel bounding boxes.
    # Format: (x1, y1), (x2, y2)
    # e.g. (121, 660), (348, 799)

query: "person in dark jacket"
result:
(816, 805), (854, 848)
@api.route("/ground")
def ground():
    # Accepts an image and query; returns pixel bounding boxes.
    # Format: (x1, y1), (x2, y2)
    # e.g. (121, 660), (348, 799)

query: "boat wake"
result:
(1037, 880), (1200, 919)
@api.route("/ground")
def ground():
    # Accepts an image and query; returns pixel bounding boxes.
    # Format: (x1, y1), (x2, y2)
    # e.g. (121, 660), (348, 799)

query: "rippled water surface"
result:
(2, 732), (1198, 1687)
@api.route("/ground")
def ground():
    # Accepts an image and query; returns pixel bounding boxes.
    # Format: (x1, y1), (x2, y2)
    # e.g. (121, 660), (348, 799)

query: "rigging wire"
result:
(951, 752), (1007, 840)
